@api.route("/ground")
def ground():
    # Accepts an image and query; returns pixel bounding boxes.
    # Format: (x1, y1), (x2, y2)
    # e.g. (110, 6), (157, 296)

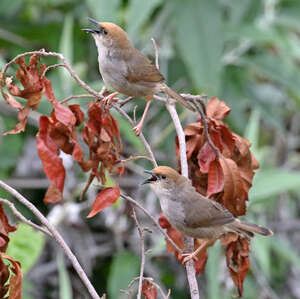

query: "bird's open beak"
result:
(141, 170), (157, 185)
(82, 17), (101, 34)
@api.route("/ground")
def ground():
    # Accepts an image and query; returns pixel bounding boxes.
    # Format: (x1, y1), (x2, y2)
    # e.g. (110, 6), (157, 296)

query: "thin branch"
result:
(166, 103), (189, 175)
(0, 180), (101, 299)
(152, 38), (200, 299)
(112, 103), (158, 168)
(61, 94), (95, 104)
(0, 198), (52, 237)
(130, 207), (146, 299)
(119, 96), (134, 107)
(121, 155), (154, 164)
(0, 50), (103, 100)
(151, 38), (159, 69)
(120, 193), (183, 254)
(42, 63), (66, 77)
(191, 99), (220, 158)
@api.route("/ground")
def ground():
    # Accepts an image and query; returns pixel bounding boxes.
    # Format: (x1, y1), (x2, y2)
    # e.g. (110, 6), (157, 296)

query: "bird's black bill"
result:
(82, 17), (102, 34)
(82, 28), (100, 34)
(141, 170), (157, 185)
(88, 17), (100, 26)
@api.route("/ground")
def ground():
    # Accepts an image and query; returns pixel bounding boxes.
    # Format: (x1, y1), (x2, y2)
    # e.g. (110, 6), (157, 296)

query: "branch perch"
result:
(151, 38), (200, 299)
(0, 180), (101, 299)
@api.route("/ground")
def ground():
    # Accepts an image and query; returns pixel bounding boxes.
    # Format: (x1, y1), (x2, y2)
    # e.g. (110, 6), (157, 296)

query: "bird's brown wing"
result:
(125, 49), (164, 83)
(183, 187), (235, 228)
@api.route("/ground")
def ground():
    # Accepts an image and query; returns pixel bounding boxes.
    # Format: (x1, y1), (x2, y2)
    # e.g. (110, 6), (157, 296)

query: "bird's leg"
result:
(132, 96), (152, 136)
(102, 91), (120, 109)
(181, 240), (208, 264)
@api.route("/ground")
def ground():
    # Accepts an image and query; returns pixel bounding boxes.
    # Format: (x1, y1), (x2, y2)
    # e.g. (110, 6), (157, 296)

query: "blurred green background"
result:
(1, 0), (300, 298)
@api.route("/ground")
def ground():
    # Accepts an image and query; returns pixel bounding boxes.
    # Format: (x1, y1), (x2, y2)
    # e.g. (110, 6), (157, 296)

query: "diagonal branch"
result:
(0, 198), (52, 237)
(0, 180), (101, 299)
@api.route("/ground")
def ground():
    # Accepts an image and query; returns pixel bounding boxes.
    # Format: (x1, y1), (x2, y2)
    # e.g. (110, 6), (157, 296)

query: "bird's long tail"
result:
(162, 84), (195, 111)
(229, 219), (273, 239)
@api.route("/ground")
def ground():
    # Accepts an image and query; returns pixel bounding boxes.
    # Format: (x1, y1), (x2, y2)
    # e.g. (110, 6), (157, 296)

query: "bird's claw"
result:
(181, 252), (199, 264)
(132, 124), (142, 136)
(102, 92), (119, 110)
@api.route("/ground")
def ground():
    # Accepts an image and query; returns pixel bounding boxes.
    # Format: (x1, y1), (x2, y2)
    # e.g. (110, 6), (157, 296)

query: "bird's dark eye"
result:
(103, 29), (108, 35)
(161, 175), (166, 179)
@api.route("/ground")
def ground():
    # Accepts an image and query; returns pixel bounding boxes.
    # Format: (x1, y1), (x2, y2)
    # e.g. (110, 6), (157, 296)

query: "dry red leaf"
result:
(158, 214), (184, 260)
(36, 116), (65, 203)
(225, 237), (250, 297)
(87, 185), (120, 218)
(43, 78), (76, 130)
(0, 253), (22, 299)
(174, 97), (259, 294)
(206, 96), (231, 120)
(0, 257), (9, 298)
(2, 55), (46, 135)
(142, 281), (157, 299)
(206, 159), (224, 198)
(0, 204), (17, 252)
(80, 102), (122, 198)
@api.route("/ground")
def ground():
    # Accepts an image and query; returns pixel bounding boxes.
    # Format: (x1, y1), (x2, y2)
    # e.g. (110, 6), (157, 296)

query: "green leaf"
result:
(107, 251), (139, 299)
(252, 236), (271, 279)
(59, 14), (74, 97)
(206, 244), (221, 299)
(244, 109), (260, 154)
(270, 237), (300, 268)
(249, 169), (300, 202)
(173, 0), (223, 95)
(241, 54), (300, 95)
(6, 223), (45, 275)
(87, 0), (120, 23)
(57, 253), (72, 299)
(0, 119), (23, 171)
(0, 0), (23, 16)
(126, 0), (162, 37)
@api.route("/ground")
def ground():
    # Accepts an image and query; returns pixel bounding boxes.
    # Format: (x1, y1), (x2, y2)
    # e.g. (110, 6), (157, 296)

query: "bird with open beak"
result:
(143, 166), (273, 263)
(82, 18), (195, 136)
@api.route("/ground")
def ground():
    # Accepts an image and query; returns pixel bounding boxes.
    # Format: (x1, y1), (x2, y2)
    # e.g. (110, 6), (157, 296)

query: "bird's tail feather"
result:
(162, 85), (195, 111)
(230, 219), (273, 239)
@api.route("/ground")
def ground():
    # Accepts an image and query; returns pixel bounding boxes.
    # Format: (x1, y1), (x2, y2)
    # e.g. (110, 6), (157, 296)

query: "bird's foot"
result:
(181, 252), (199, 264)
(132, 123), (143, 136)
(102, 92), (119, 110)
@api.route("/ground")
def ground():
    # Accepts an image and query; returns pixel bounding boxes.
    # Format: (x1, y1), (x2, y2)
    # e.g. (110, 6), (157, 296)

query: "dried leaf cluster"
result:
(0, 207), (21, 298)
(157, 97), (259, 296)
(1, 55), (262, 298)
(1, 55), (122, 210)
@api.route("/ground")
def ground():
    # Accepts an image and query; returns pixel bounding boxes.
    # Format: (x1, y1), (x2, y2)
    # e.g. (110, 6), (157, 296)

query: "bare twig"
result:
(151, 38), (159, 69)
(61, 94), (95, 104)
(130, 207), (146, 299)
(120, 193), (183, 254)
(0, 198), (52, 237)
(112, 104), (158, 168)
(152, 38), (200, 299)
(0, 50), (103, 100)
(121, 155), (154, 164)
(0, 180), (101, 299)
(191, 99), (220, 158)
(42, 63), (66, 77)
(119, 96), (134, 107)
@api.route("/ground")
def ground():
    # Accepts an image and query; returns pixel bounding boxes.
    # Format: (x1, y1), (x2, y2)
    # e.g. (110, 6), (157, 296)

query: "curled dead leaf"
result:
(142, 281), (157, 299)
(87, 185), (120, 218)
